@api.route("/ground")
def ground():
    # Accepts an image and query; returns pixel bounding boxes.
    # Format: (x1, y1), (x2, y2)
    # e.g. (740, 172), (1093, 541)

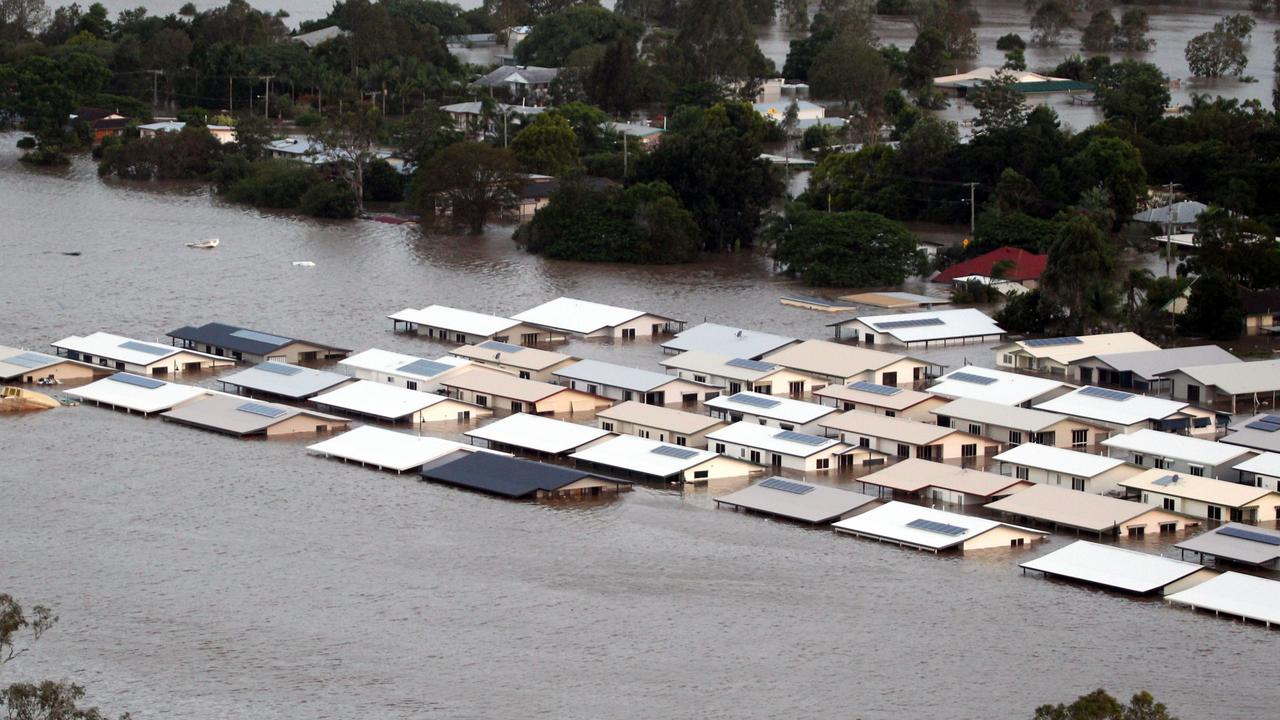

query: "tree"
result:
(0, 0), (50, 42)
(903, 28), (947, 91)
(971, 70), (1027, 133)
(996, 32), (1025, 51)
(672, 0), (772, 91)
(511, 113), (580, 175)
(1004, 46), (1026, 71)
(1182, 206), (1280, 288)
(391, 107), (460, 170)
(413, 141), (522, 234)
(1067, 136), (1147, 224)
(1029, 0), (1073, 47)
(1080, 11), (1116, 52)
(514, 5), (641, 67)
(995, 288), (1060, 333)
(1117, 9), (1151, 51)
(1181, 271), (1246, 340)
(308, 104), (383, 214)
(1039, 215), (1117, 334)
(810, 34), (892, 139)
(767, 205), (925, 287)
(1186, 26), (1248, 78)
(1093, 60), (1169, 131)
(912, 0), (979, 59)
(586, 36), (639, 114)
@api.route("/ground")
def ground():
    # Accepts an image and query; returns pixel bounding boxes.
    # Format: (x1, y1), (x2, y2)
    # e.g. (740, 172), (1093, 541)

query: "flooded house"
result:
(832, 501), (1048, 553)
(0, 346), (101, 384)
(812, 381), (945, 421)
(1233, 452), (1280, 492)
(1118, 468), (1280, 525)
(659, 351), (826, 397)
(160, 395), (349, 438)
(51, 332), (234, 376)
(1067, 345), (1239, 391)
(991, 442), (1145, 495)
(828, 308), (1006, 349)
(65, 373), (211, 416)
(929, 366), (1074, 407)
(307, 425), (502, 474)
(339, 349), (472, 392)
(1175, 523), (1280, 568)
(311, 380), (490, 424)
(985, 484), (1197, 538)
(1102, 430), (1253, 479)
(388, 304), (554, 346)
(1165, 572), (1280, 627)
(1034, 386), (1218, 438)
(511, 297), (683, 339)
(1020, 540), (1215, 595)
(464, 412), (613, 458)
(714, 477), (878, 524)
(218, 362), (351, 402)
(420, 451), (626, 500)
(166, 322), (350, 364)
(660, 322), (797, 360)
(761, 340), (934, 388)
(856, 458), (1033, 505)
(994, 332), (1158, 379)
(438, 367), (612, 415)
(1158, 359), (1280, 413)
(819, 411), (999, 462)
(569, 434), (759, 484)
(449, 341), (576, 382)
(552, 358), (717, 406)
(706, 421), (854, 473)
(931, 398), (1108, 450)
(595, 401), (725, 449)
(704, 391), (837, 434)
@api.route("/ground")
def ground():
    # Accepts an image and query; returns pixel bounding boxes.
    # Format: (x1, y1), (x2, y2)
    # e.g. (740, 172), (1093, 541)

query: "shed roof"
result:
(1084, 345), (1239, 380)
(706, 421), (844, 458)
(1119, 468), (1277, 508)
(841, 308), (1005, 343)
(311, 380), (458, 421)
(1234, 451), (1280, 478)
(160, 394), (346, 435)
(569, 435), (726, 479)
(985, 484), (1168, 533)
(512, 297), (664, 335)
(1101, 429), (1251, 466)
(1020, 540), (1206, 594)
(715, 478), (877, 524)
(930, 365), (1070, 406)
(820, 410), (956, 445)
(1167, 572), (1280, 625)
(553, 358), (693, 392)
(387, 305), (520, 336)
(762, 340), (917, 379)
(705, 391), (835, 424)
(994, 443), (1128, 477)
(307, 426), (494, 472)
(465, 413), (611, 454)
(661, 323), (796, 359)
(1175, 524), (1280, 566)
(438, 367), (570, 403)
(998, 332), (1158, 364)
(1034, 386), (1189, 425)
(51, 331), (200, 366)
(1222, 414), (1280, 454)
(421, 451), (608, 498)
(859, 458), (1030, 498)
(450, 342), (571, 371)
(596, 401), (724, 435)
(832, 501), (1044, 551)
(1161, 359), (1280, 396)
(934, 397), (1071, 432)
(0, 346), (71, 378)
(166, 322), (347, 356)
(933, 247), (1048, 283)
(65, 373), (209, 414)
(219, 362), (350, 399)
(813, 381), (939, 411)
(339, 348), (469, 383)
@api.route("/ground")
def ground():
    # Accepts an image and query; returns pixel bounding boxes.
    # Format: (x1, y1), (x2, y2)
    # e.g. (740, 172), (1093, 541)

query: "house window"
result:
(1163, 497), (1176, 511)
(406, 381), (418, 391)
(843, 402), (856, 411)
(1127, 526), (1145, 538)
(896, 443), (910, 458)
(694, 375), (707, 383)
(455, 333), (466, 343)
(758, 418), (767, 425)
(1071, 477), (1085, 492)
(587, 384), (599, 395)
(622, 390), (633, 401)
(115, 361), (125, 370)
(1002, 354), (1014, 365)
(816, 458), (830, 470)
(622, 328), (636, 340)
(1153, 458), (1168, 470)
(675, 436), (687, 446)
(780, 423), (795, 431)
(511, 401), (524, 413)
(749, 450), (761, 464)
(789, 381), (804, 397)
(1188, 465), (1204, 477)
(753, 384), (771, 394)
(714, 443), (726, 454)
(601, 422), (614, 432)
(519, 371), (530, 380)
(884, 410), (896, 418)
(1207, 505), (1223, 521)
(1229, 507), (1244, 522)
(693, 470), (709, 479)
(1071, 429), (1088, 447)
(475, 394), (488, 407)
(387, 376), (395, 383)
(1009, 538), (1025, 547)
(859, 437), (870, 448)
(770, 453), (782, 467)
(1015, 467), (1029, 480)
(961, 444), (977, 458)
(1160, 522), (1177, 534)
(728, 382), (742, 394)
(639, 429), (650, 439)
(1008, 430), (1022, 446)
(1133, 454), (1145, 466)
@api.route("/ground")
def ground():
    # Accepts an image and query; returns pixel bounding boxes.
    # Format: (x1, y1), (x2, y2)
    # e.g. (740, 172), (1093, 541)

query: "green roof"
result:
(1013, 80), (1094, 94)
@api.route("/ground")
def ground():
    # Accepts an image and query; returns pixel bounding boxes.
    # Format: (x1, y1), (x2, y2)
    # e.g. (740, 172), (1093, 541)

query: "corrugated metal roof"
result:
(930, 365), (1070, 406)
(933, 397), (1069, 432)
(715, 479), (876, 524)
(860, 458), (1029, 498)
(1175, 524), (1280, 566)
(553, 358), (685, 392)
(450, 343), (570, 371)
(985, 484), (1165, 533)
(166, 322), (345, 356)
(596, 401), (724, 435)
(438, 367), (569, 403)
(465, 413), (611, 454)
(1034, 386), (1189, 425)
(821, 410), (957, 445)
(659, 350), (783, 382)
(1086, 345), (1239, 380)
(219, 362), (350, 399)
(1002, 332), (1158, 364)
(387, 305), (521, 336)
(845, 308), (1005, 343)
(311, 380), (454, 420)
(1119, 468), (1276, 508)
(0, 346), (67, 378)
(308, 426), (497, 472)
(1020, 540), (1206, 593)
(340, 349), (468, 382)
(1163, 359), (1280, 396)
(1222, 415), (1280, 454)
(762, 340), (919, 379)
(160, 394), (346, 435)
(421, 452), (607, 498)
(51, 332), (191, 366)
(661, 323), (796, 360)
(1101, 429), (1251, 466)
(570, 435), (724, 479)
(66, 374), (209, 414)
(833, 501), (1043, 551)
(993, 443), (1128, 477)
(512, 297), (662, 335)
(707, 421), (842, 457)
(1235, 451), (1280, 478)
(1167, 572), (1280, 624)
(705, 391), (835, 424)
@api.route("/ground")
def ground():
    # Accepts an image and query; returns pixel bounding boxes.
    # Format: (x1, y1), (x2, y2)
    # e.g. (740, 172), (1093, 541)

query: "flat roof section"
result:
(219, 362), (351, 400)
(832, 501), (1044, 552)
(421, 451), (618, 498)
(1221, 414), (1280, 454)
(311, 380), (457, 421)
(451, 342), (572, 371)
(1034, 387), (1189, 426)
(929, 365), (1071, 406)
(933, 397), (1070, 432)
(465, 413), (611, 455)
(1119, 469), (1277, 509)
(388, 304), (521, 336)
(1176, 523), (1280, 566)
(1166, 572), (1280, 626)
(52, 331), (204, 366)
(707, 422), (843, 458)
(553, 358), (692, 393)
(705, 391), (835, 425)
(661, 323), (796, 359)
(843, 308), (1004, 344)
(1086, 345), (1240, 380)
(569, 435), (723, 480)
(814, 381), (938, 412)
(1234, 451), (1280, 479)
(985, 484), (1173, 534)
(0, 346), (88, 379)
(994, 443), (1128, 477)
(65, 373), (210, 414)
(340, 349), (469, 382)
(762, 340), (915, 379)
(715, 478), (877, 524)
(308, 426), (498, 473)
(1162, 359), (1280, 396)
(1020, 540), (1208, 594)
(820, 410), (955, 446)
(512, 297), (661, 335)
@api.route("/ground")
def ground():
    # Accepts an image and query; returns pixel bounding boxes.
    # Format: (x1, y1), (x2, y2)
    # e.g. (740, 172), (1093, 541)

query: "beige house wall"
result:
(681, 456), (760, 483)
(265, 414), (350, 437)
(416, 399), (492, 423)
(1124, 508), (1199, 534)
(713, 440), (848, 473)
(963, 525), (1045, 551)
(467, 357), (576, 383)
(14, 361), (99, 384)
(747, 368), (828, 397)
(535, 476), (624, 498)
(139, 351), (235, 376)
(411, 322), (549, 346)
(594, 313), (675, 339)
(1162, 568), (1218, 596)
(600, 419), (721, 449)
(533, 389), (612, 414)
(1135, 488), (1280, 524)
(875, 358), (932, 387)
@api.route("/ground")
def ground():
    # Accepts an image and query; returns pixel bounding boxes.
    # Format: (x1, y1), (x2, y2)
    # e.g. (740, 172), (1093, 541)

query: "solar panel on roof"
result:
(229, 329), (293, 346)
(774, 430), (828, 446)
(1245, 420), (1280, 433)
(650, 445), (699, 460)
(237, 401), (287, 418)
(1217, 526), (1280, 546)
(4, 352), (53, 369)
(1079, 386), (1133, 401)
(106, 373), (164, 389)
(397, 358), (455, 377)
(759, 477), (815, 494)
(727, 393), (781, 409)
(848, 380), (902, 396)
(118, 340), (171, 356)
(725, 357), (776, 372)
(874, 317), (946, 330)
(1263, 415), (1280, 424)
(256, 362), (303, 376)
(1152, 474), (1180, 486)
(946, 371), (997, 385)
(478, 340), (522, 353)
(1024, 336), (1083, 347)
(906, 518), (968, 536)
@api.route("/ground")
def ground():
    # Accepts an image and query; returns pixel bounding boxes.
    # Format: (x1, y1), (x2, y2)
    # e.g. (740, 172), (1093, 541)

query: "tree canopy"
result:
(767, 205), (925, 287)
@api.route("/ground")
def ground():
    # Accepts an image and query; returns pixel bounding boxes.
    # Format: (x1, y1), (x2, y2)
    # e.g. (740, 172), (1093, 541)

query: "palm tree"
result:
(1123, 267), (1155, 315)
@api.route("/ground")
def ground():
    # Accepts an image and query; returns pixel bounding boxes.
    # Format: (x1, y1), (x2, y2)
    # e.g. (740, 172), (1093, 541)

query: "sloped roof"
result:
(659, 350), (785, 382)
(846, 308), (1005, 344)
(820, 410), (957, 445)
(553, 358), (690, 392)
(705, 391), (835, 425)
(1175, 523), (1280, 566)
(934, 397), (1072, 432)
(1132, 201), (1208, 224)
(596, 401), (724, 435)
(450, 342), (571, 371)
(311, 380), (458, 421)
(1167, 572), (1280, 625)
(661, 322), (796, 359)
(1034, 386), (1189, 425)
(437, 367), (571, 403)
(65, 374), (210, 414)
(1161, 359), (1280, 396)
(1101, 429), (1251, 467)
(832, 500), (1044, 551)
(1020, 540), (1206, 594)
(339, 348), (469, 383)
(307, 426), (495, 472)
(0, 346), (75, 379)
(1222, 415), (1280, 454)
(465, 412), (611, 454)
(474, 65), (559, 87)
(218, 362), (350, 400)
(512, 297), (665, 335)
(762, 340), (917, 379)
(1119, 468), (1276, 508)
(994, 442), (1129, 477)
(387, 305), (521, 336)
(985, 484), (1168, 533)
(813, 381), (940, 411)
(166, 322), (347, 356)
(569, 435), (727, 479)
(1085, 345), (1239, 379)
(421, 451), (608, 498)
(930, 365), (1070, 406)
(706, 421), (844, 458)
(1000, 332), (1158, 364)
(859, 458), (1030, 498)
(715, 478), (877, 524)
(934, 247), (1048, 283)
(51, 332), (191, 365)
(161, 394), (347, 435)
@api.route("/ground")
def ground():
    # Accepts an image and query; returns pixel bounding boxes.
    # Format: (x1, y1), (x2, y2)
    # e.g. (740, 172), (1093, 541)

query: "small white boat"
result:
(186, 238), (220, 249)
(292, 260), (316, 267)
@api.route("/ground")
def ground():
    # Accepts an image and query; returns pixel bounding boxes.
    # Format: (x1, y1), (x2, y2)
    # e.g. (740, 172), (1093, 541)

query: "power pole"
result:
(149, 70), (163, 110)
(965, 182), (978, 238)
(259, 76), (273, 119)
(622, 134), (628, 178)
(228, 76), (233, 113)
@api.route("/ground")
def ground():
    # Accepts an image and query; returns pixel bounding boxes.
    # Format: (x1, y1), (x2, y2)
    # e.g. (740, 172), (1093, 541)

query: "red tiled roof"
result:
(933, 247), (1048, 283)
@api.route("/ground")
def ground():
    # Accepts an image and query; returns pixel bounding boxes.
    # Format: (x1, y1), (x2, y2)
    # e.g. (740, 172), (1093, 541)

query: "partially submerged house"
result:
(1234, 452), (1280, 492)
(51, 332), (233, 376)
(992, 442), (1144, 495)
(761, 340), (934, 387)
(704, 391), (836, 434)
(339, 349), (472, 392)
(1102, 429), (1253, 478)
(932, 397), (1107, 449)
(449, 341), (576, 382)
(65, 373), (210, 416)
(388, 305), (554, 345)
(857, 458), (1032, 505)
(812, 381), (945, 421)
(933, 247), (1047, 288)
(928, 366), (1074, 407)
(660, 322), (796, 359)
(714, 477), (878, 524)
(511, 297), (682, 339)
(994, 332), (1158, 378)
(986, 483), (1197, 537)
(160, 395), (349, 438)
(1221, 413), (1280, 457)
(1158, 359), (1280, 412)
(828, 308), (1006, 349)
(0, 346), (100, 384)
(165, 322), (349, 364)
(819, 410), (999, 462)
(464, 412), (613, 457)
(1176, 523), (1280, 568)
(659, 351), (824, 397)
(1020, 540), (1215, 595)
(1069, 345), (1239, 391)
(595, 401), (725, 448)
(1241, 288), (1280, 336)
(552, 359), (717, 406)
(311, 380), (489, 424)
(569, 434), (758, 484)
(307, 425), (500, 474)
(832, 501), (1047, 553)
(438, 367), (611, 414)
(932, 67), (1089, 98)
(706, 421), (854, 473)
(1034, 386), (1217, 437)
(1119, 468), (1280, 525)
(217, 362), (351, 401)
(420, 451), (626, 499)
(1166, 572), (1280, 627)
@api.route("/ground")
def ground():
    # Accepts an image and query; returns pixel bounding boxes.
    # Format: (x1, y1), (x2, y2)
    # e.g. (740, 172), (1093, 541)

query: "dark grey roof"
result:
(1175, 523), (1280, 566)
(473, 65), (559, 87)
(167, 322), (348, 356)
(420, 452), (614, 498)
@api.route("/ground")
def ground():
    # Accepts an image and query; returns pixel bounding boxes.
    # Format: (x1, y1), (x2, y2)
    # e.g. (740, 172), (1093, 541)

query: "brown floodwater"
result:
(2, 138), (1278, 719)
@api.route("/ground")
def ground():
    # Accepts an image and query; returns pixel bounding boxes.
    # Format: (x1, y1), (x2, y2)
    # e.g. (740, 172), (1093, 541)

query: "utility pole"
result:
(1164, 180), (1177, 277)
(228, 76), (233, 113)
(259, 76), (273, 119)
(149, 70), (163, 110)
(965, 182), (978, 238)
(622, 134), (628, 179)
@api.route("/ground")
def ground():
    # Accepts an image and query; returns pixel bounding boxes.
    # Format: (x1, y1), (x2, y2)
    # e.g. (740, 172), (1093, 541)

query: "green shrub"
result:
(224, 160), (320, 209)
(295, 111), (323, 128)
(301, 181), (359, 218)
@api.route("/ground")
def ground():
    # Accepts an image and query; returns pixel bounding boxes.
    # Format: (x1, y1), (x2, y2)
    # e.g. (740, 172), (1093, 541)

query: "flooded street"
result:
(2, 141), (1278, 719)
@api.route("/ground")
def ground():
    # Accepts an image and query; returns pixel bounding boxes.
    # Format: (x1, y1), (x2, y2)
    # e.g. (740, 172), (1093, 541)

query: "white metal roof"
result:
(1221, 414), (1280, 454)
(659, 350), (784, 382)
(994, 443), (1128, 477)
(850, 308), (1004, 343)
(307, 426), (497, 472)
(929, 365), (1070, 406)
(1118, 468), (1276, 507)
(1167, 572), (1280, 625)
(1235, 451), (1280, 478)
(387, 305), (520, 336)
(1003, 332), (1158, 364)
(1101, 429), (1252, 466)
(512, 297), (656, 334)
(65, 374), (210, 414)
(832, 501), (1042, 551)
(1020, 540), (1206, 593)
(311, 380), (452, 420)
(762, 340), (919, 379)
(219, 362), (350, 399)
(705, 391), (835, 424)
(714, 479), (877, 524)
(661, 323), (796, 359)
(1034, 386), (1189, 425)
(569, 434), (723, 478)
(1086, 345), (1240, 379)
(812, 382), (939, 411)
(465, 413), (611, 454)
(934, 397), (1070, 432)
(51, 331), (200, 365)
(706, 421), (842, 458)
(1162, 359), (1280, 396)
(339, 348), (469, 381)
(0, 346), (69, 377)
(553, 358), (689, 392)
